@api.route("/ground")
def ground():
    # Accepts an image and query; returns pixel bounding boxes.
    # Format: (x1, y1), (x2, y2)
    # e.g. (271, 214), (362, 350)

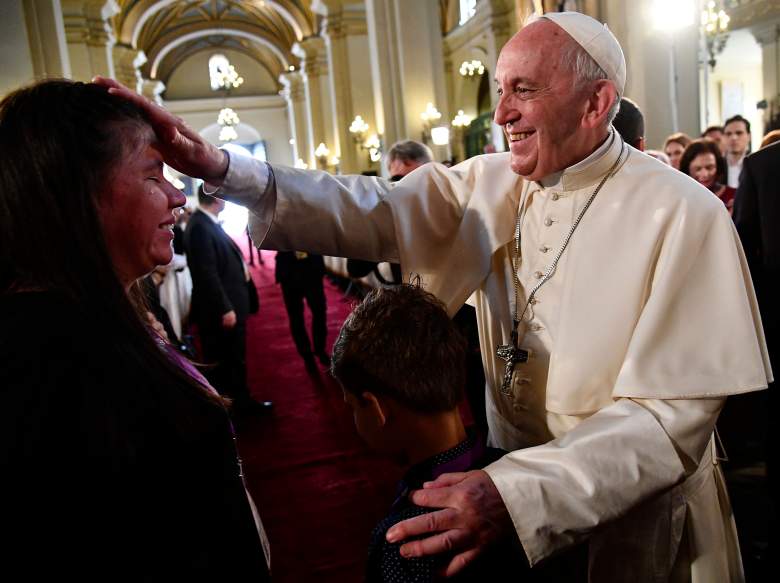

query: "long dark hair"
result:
(679, 138), (727, 186)
(0, 80), (223, 436)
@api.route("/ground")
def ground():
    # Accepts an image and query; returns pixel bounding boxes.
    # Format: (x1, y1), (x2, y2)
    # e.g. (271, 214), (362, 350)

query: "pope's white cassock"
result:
(214, 129), (770, 582)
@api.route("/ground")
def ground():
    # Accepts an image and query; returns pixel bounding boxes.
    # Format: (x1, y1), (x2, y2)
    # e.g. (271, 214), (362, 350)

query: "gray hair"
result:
(558, 41), (620, 126)
(386, 140), (433, 166)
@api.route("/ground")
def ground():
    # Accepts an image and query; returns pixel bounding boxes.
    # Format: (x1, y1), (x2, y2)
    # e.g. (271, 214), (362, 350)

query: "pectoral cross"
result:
(496, 330), (529, 395)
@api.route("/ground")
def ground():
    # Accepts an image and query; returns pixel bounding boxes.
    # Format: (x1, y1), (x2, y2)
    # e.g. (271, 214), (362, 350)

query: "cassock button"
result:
(539, 245), (550, 253)
(529, 323), (542, 332)
(534, 270), (544, 279)
(551, 193), (560, 201)
(529, 297), (538, 305)
(544, 217), (554, 227)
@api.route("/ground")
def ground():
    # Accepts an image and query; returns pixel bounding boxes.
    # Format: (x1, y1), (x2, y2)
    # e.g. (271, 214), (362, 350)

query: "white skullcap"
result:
(528, 11), (626, 96)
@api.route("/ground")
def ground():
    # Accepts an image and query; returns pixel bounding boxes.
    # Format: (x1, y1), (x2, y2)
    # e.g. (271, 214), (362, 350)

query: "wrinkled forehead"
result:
(496, 20), (573, 77)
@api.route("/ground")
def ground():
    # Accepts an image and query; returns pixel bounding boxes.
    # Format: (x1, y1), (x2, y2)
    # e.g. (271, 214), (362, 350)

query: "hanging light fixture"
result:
(217, 107), (240, 143)
(701, 0), (731, 70)
(459, 59), (485, 77)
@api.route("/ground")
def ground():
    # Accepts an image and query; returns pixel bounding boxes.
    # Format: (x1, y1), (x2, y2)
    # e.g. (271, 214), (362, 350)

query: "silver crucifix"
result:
(496, 343), (529, 395)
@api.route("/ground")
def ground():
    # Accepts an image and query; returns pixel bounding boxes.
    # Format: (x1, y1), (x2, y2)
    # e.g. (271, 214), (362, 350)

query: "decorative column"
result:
(314, 0), (376, 173)
(22, 0), (72, 78)
(753, 24), (780, 131)
(366, 0), (455, 158)
(61, 0), (119, 81)
(112, 44), (146, 93)
(292, 36), (332, 168)
(141, 79), (165, 105)
(365, 0), (403, 148)
(279, 71), (311, 166)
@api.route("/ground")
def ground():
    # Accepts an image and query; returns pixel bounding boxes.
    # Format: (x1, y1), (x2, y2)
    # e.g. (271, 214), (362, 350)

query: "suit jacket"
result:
(185, 209), (249, 325)
(733, 142), (780, 333)
(274, 251), (325, 286)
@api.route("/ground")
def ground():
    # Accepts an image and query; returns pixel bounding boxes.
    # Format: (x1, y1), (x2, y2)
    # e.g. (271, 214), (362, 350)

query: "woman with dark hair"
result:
(0, 80), (270, 581)
(679, 138), (736, 215)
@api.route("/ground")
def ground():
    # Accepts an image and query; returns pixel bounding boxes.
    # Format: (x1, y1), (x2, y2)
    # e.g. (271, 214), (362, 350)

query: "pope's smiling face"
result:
(494, 20), (608, 181)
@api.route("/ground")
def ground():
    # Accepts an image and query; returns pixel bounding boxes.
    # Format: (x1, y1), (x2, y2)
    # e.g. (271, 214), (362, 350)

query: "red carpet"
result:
(235, 247), (404, 582)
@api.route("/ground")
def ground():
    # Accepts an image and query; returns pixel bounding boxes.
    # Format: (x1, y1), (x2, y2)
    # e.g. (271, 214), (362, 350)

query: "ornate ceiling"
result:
(113, 0), (317, 90)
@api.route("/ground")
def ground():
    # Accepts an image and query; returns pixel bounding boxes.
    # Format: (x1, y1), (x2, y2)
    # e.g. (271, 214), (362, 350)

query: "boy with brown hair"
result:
(331, 284), (525, 581)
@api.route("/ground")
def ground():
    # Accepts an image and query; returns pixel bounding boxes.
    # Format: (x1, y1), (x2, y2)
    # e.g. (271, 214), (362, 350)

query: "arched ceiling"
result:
(114, 0), (317, 94)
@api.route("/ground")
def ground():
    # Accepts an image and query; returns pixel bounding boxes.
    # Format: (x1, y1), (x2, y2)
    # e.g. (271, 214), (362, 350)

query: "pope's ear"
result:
(361, 391), (387, 428)
(582, 80), (618, 130)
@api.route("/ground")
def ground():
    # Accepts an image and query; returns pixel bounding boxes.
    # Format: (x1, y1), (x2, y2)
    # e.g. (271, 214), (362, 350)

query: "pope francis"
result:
(98, 10), (770, 583)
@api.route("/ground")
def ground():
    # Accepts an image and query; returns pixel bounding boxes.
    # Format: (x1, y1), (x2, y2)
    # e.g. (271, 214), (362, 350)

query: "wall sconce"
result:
(349, 115), (370, 144)
(294, 158), (309, 169)
(420, 102), (442, 145)
(365, 134), (382, 162)
(314, 142), (330, 169)
(348, 115), (382, 165)
(430, 126), (450, 146)
(452, 110), (474, 128)
(459, 60), (485, 77)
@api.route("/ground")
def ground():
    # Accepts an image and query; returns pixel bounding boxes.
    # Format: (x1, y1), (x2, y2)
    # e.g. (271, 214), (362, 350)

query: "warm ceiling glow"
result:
(652, 0), (695, 32)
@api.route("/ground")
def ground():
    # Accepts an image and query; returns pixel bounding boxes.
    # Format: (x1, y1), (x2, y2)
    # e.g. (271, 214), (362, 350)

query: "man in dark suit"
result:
(185, 187), (270, 412)
(730, 139), (777, 580)
(275, 251), (329, 370)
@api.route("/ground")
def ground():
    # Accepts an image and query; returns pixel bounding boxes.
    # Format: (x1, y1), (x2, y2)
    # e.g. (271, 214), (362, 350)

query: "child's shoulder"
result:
(367, 505), (442, 582)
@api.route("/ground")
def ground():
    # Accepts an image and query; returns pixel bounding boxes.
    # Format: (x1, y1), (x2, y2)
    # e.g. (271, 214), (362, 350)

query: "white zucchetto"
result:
(528, 11), (626, 96)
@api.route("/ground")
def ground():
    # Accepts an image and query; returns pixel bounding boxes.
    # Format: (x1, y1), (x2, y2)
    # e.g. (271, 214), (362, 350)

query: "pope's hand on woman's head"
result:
(92, 76), (229, 184)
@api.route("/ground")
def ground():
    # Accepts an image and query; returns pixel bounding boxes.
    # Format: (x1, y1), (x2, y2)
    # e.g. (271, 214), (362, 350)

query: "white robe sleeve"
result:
(483, 397), (723, 565)
(214, 150), (400, 262)
(214, 150), (523, 315)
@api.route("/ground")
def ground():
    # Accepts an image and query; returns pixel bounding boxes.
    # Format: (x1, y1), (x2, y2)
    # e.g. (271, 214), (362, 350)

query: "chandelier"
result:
(459, 60), (485, 77)
(218, 107), (240, 143)
(209, 54), (244, 143)
(702, 0), (730, 70)
(348, 115), (382, 164)
(209, 54), (244, 91)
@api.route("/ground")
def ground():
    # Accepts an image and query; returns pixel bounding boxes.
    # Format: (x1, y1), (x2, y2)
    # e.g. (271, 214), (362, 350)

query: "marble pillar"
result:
(61, 0), (119, 81)
(280, 71), (310, 166)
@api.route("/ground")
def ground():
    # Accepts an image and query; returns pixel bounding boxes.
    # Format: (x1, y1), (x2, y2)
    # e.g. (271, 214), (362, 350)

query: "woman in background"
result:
(0, 80), (269, 581)
(679, 138), (735, 215)
(663, 132), (692, 170)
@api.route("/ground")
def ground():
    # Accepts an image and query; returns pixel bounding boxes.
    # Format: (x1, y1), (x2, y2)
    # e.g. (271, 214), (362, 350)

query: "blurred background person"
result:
(645, 150), (671, 165)
(679, 139), (735, 215)
(760, 129), (780, 149)
(386, 139), (433, 181)
(275, 250), (330, 371)
(724, 114), (751, 188)
(702, 125), (726, 156)
(0, 80), (270, 581)
(663, 132), (692, 170)
(185, 186), (271, 414)
(612, 97), (645, 151)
